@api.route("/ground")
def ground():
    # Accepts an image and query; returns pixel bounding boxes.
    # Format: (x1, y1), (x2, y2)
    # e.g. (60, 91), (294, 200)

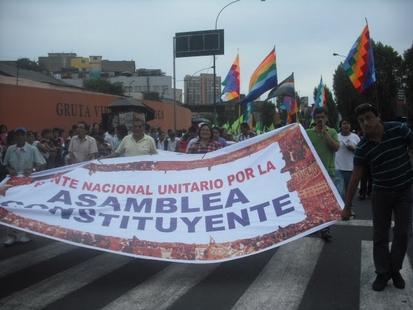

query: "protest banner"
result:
(0, 124), (343, 263)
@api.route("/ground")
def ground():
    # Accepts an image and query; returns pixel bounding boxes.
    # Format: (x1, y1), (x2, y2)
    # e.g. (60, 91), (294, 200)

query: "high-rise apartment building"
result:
(184, 73), (221, 105)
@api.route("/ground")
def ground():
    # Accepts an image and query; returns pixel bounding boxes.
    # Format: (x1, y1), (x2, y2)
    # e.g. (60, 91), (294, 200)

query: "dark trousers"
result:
(371, 185), (412, 275)
(359, 169), (372, 197)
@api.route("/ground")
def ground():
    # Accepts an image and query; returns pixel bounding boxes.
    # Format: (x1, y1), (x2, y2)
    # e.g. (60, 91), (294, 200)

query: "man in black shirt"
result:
(342, 103), (413, 291)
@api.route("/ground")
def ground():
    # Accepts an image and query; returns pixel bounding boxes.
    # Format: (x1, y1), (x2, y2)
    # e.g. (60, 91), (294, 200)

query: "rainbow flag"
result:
(342, 24), (376, 93)
(242, 48), (277, 103)
(314, 77), (326, 108)
(221, 54), (240, 102)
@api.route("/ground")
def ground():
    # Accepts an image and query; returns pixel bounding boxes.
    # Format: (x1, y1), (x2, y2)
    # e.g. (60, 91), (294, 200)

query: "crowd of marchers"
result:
(1, 103), (412, 295)
(0, 120), (258, 182)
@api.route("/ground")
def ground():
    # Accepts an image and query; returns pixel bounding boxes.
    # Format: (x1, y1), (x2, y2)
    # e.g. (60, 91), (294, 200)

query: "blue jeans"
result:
(335, 170), (352, 199)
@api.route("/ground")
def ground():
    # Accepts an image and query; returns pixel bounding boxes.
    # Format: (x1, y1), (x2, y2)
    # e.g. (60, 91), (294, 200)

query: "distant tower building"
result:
(184, 73), (220, 105)
(89, 56), (102, 78)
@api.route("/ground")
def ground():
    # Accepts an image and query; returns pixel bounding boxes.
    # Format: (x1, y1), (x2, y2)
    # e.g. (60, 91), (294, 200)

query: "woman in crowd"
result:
(187, 123), (222, 154)
(212, 126), (227, 148)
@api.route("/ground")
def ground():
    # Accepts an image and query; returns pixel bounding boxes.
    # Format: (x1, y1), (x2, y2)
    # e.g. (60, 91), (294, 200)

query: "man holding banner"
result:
(342, 103), (413, 291)
(3, 128), (46, 246)
(110, 119), (157, 157)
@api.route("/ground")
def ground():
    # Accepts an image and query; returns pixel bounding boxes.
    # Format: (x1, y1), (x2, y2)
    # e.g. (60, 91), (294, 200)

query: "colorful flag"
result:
(281, 96), (294, 112)
(314, 77), (326, 108)
(221, 54), (240, 102)
(267, 73), (295, 100)
(242, 48), (277, 103)
(342, 24), (376, 93)
(282, 96), (298, 124)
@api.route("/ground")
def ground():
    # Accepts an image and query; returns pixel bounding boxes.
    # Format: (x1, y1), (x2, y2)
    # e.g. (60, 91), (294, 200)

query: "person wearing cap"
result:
(3, 128), (46, 177)
(342, 103), (413, 291)
(3, 127), (46, 246)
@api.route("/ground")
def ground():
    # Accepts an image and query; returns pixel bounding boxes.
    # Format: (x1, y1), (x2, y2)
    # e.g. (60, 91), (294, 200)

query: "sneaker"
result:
(392, 272), (405, 289)
(3, 235), (17, 247)
(372, 274), (390, 291)
(350, 209), (356, 218)
(320, 229), (332, 242)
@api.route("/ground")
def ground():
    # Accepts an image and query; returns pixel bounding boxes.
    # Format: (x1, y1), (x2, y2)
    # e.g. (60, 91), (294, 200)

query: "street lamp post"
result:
(213, 0), (265, 124)
(128, 79), (136, 96)
(213, 0), (241, 124)
(332, 53), (346, 58)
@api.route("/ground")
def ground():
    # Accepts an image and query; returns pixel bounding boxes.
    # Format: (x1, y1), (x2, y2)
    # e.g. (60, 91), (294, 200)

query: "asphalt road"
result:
(0, 197), (412, 310)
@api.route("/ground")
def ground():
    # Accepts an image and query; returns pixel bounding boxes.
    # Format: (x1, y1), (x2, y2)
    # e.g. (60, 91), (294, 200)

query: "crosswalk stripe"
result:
(0, 242), (75, 278)
(0, 253), (131, 310)
(360, 241), (413, 310)
(102, 263), (219, 310)
(231, 237), (324, 310)
(335, 219), (373, 227)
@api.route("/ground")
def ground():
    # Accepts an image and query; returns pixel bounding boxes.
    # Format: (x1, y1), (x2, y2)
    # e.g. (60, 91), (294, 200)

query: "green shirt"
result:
(306, 127), (338, 177)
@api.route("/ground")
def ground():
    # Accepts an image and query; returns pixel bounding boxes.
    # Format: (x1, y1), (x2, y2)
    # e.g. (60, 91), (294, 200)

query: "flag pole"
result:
(292, 72), (298, 123)
(237, 49), (241, 119)
(365, 18), (380, 115)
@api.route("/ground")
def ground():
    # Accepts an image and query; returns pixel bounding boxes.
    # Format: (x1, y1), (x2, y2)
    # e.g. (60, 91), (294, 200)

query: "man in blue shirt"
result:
(342, 103), (413, 291)
(3, 128), (46, 246)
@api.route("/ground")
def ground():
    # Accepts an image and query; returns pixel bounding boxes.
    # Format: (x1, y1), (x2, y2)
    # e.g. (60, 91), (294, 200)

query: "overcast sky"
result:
(1, 0), (412, 101)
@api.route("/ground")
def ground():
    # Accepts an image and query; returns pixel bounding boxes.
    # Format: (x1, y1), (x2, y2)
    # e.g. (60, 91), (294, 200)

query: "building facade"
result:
(109, 74), (182, 102)
(184, 73), (221, 105)
(38, 53), (77, 72)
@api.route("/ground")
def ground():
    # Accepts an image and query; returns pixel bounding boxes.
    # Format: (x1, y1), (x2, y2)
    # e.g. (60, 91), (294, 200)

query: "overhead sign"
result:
(175, 29), (224, 58)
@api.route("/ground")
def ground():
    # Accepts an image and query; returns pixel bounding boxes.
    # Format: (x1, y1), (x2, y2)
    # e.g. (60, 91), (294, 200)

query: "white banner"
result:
(0, 124), (343, 263)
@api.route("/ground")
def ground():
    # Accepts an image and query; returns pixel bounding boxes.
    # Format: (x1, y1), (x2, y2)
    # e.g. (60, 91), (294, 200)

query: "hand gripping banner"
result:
(0, 124), (343, 263)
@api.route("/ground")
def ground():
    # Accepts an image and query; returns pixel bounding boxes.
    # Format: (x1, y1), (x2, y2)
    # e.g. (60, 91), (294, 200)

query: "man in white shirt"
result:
(68, 122), (98, 164)
(112, 119), (157, 157)
(104, 126), (119, 150)
(335, 119), (360, 200)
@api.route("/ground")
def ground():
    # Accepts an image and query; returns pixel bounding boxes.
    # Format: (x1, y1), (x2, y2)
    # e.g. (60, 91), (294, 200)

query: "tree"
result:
(258, 100), (276, 128)
(374, 41), (402, 121)
(403, 44), (413, 126)
(83, 79), (124, 96)
(16, 58), (44, 72)
(333, 65), (363, 127)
